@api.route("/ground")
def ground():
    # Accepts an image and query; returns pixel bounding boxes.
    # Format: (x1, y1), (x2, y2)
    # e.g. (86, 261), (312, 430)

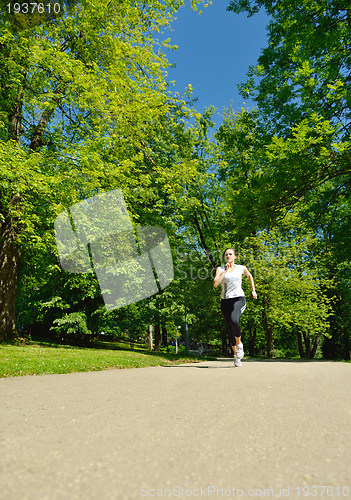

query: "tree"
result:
(228, 0), (351, 137)
(211, 104), (336, 357)
(50, 311), (92, 345)
(223, 1), (351, 358)
(0, 0), (208, 340)
(225, 0), (351, 228)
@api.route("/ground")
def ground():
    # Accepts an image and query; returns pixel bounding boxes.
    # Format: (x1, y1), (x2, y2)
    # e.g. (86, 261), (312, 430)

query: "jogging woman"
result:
(213, 248), (257, 367)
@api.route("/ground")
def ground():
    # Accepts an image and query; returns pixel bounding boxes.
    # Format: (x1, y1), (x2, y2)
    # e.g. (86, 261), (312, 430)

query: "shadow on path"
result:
(161, 357), (345, 368)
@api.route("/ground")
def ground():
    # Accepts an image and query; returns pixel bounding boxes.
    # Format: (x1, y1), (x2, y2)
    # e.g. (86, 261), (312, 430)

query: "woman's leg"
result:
(220, 299), (236, 354)
(230, 297), (246, 357)
(221, 297), (246, 356)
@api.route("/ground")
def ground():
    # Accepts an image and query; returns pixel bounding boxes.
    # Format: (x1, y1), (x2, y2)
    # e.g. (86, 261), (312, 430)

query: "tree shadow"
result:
(161, 357), (346, 368)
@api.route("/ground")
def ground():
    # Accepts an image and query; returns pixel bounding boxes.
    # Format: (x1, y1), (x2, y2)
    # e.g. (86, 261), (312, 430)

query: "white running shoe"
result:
(236, 342), (244, 360)
(234, 356), (242, 367)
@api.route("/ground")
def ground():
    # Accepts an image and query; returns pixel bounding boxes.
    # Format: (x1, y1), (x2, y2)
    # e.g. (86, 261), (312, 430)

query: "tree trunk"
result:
(129, 327), (135, 350)
(248, 325), (257, 357)
(309, 333), (321, 359)
(154, 323), (161, 351)
(148, 324), (153, 350)
(262, 297), (274, 358)
(335, 291), (351, 360)
(297, 327), (305, 358)
(0, 70), (26, 341)
(192, 215), (218, 269)
(29, 107), (55, 151)
(161, 326), (168, 351)
(302, 331), (311, 356)
(0, 217), (21, 340)
(221, 327), (228, 355)
(265, 326), (275, 358)
(8, 86), (24, 145)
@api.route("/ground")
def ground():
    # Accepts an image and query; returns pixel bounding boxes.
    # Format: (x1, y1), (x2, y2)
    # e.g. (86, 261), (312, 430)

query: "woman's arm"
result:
(244, 267), (257, 299)
(213, 266), (226, 288)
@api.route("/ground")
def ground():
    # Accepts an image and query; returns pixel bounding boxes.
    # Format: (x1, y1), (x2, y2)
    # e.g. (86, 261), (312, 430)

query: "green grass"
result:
(0, 342), (214, 378)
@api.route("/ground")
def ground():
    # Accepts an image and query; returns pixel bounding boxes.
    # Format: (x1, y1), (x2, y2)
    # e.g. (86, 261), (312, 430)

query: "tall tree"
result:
(0, 0), (208, 340)
(214, 107), (336, 357)
(228, 0), (351, 137)
(225, 0), (351, 223)
(224, 1), (351, 358)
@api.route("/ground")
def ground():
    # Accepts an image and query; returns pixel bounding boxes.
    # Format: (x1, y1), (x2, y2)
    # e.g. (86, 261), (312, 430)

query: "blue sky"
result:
(164, 1), (270, 126)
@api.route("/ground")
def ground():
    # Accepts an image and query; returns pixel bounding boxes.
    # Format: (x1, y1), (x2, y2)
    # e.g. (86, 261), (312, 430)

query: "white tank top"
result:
(219, 265), (245, 299)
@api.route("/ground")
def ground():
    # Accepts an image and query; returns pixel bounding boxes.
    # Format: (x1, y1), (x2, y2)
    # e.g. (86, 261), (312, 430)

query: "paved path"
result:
(1, 359), (350, 500)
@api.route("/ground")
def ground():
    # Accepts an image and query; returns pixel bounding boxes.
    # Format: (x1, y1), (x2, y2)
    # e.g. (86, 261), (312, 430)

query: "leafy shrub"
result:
(50, 312), (92, 344)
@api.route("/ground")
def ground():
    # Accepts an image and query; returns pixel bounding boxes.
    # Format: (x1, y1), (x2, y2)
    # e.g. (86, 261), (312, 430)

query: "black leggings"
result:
(220, 297), (246, 346)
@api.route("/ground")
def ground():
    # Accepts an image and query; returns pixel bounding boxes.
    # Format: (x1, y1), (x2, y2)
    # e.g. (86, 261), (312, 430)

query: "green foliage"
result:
(0, 0), (211, 340)
(236, 222), (334, 358)
(50, 311), (91, 343)
(228, 0), (351, 137)
(218, 2), (351, 358)
(0, 0), (80, 33)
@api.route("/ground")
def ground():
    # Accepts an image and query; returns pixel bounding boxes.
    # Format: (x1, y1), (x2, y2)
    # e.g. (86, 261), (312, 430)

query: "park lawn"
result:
(0, 343), (210, 378)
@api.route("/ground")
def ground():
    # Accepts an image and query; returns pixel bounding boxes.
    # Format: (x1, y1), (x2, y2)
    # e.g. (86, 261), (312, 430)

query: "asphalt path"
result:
(1, 358), (350, 500)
